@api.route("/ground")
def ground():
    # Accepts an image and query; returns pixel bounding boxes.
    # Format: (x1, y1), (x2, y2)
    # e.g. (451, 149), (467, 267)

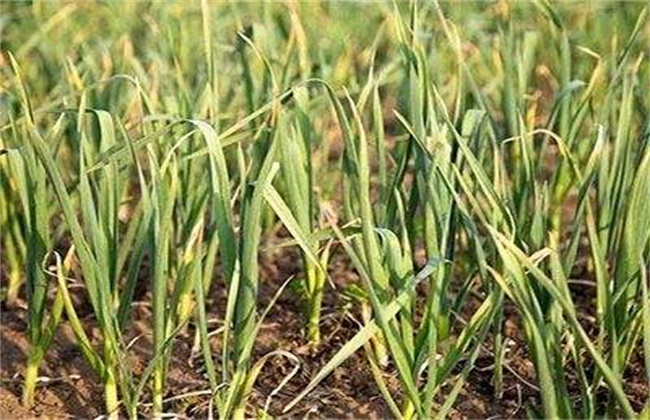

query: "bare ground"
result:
(1, 246), (646, 419)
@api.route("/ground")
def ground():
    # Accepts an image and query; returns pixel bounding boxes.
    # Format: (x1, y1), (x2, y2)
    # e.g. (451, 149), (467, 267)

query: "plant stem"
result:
(402, 399), (415, 420)
(105, 368), (119, 420)
(6, 271), (21, 307)
(305, 261), (324, 345)
(153, 368), (164, 415)
(22, 357), (40, 408)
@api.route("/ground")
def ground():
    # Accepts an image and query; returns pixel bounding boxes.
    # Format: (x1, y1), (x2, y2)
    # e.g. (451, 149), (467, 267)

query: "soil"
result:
(1, 243), (647, 419)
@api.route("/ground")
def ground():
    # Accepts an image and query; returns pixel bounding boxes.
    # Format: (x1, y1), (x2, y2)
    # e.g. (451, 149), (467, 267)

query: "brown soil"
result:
(1, 244), (646, 419)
